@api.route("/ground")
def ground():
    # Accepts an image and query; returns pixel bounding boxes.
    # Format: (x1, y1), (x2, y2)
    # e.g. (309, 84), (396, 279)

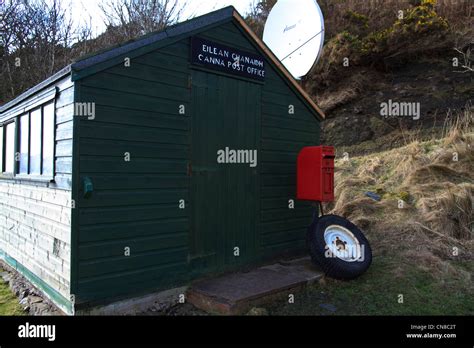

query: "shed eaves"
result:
(72, 6), (236, 72)
(0, 65), (71, 114)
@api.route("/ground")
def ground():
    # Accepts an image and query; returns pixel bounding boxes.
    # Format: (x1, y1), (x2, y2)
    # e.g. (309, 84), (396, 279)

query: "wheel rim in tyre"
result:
(324, 225), (362, 262)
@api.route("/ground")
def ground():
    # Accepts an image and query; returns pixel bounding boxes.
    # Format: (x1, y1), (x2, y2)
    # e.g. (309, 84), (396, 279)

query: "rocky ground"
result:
(0, 259), (210, 316)
(0, 261), (62, 316)
(139, 302), (208, 316)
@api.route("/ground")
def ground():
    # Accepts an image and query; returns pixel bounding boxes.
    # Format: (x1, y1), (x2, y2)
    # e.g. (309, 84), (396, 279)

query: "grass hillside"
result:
(331, 107), (473, 271)
(267, 108), (473, 315)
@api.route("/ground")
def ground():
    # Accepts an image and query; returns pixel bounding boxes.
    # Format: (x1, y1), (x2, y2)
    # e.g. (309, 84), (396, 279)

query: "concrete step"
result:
(187, 257), (322, 315)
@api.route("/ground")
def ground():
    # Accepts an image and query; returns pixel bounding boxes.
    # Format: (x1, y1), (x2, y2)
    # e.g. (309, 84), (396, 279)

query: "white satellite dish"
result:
(263, 0), (325, 79)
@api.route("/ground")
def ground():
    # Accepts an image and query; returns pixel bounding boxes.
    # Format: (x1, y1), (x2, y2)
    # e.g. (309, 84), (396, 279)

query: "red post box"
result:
(297, 146), (335, 202)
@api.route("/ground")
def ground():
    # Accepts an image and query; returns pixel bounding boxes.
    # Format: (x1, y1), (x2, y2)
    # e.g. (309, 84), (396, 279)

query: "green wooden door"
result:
(190, 70), (261, 274)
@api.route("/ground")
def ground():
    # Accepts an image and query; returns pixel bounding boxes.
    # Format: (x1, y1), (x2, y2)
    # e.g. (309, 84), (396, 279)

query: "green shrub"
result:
(393, 0), (448, 36)
(398, 191), (411, 202)
(344, 10), (370, 36)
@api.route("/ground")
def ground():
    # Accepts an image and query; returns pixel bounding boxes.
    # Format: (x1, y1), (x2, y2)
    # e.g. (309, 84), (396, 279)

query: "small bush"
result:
(343, 10), (370, 36)
(393, 0), (449, 35)
(311, 0), (451, 89)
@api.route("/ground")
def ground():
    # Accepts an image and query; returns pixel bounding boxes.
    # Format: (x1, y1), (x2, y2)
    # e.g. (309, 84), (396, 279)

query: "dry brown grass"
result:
(317, 85), (360, 113)
(315, 70), (378, 112)
(330, 107), (473, 276)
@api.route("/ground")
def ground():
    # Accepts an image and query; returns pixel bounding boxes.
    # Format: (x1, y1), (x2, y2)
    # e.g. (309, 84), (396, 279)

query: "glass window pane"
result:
(30, 108), (42, 175)
(0, 127), (3, 172)
(5, 123), (15, 173)
(19, 114), (29, 174)
(42, 103), (55, 176)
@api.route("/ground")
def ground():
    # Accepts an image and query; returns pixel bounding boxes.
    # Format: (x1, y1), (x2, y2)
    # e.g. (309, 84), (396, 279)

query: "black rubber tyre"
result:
(308, 215), (372, 280)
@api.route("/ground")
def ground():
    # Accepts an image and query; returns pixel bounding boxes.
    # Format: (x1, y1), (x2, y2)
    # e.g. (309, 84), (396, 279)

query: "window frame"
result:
(0, 120), (17, 177)
(18, 113), (30, 175)
(0, 100), (56, 183)
(26, 107), (43, 176)
(41, 102), (56, 178)
(0, 125), (3, 173)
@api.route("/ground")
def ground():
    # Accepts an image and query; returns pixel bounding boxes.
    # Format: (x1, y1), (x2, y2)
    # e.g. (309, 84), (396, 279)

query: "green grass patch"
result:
(267, 257), (474, 316)
(0, 268), (25, 316)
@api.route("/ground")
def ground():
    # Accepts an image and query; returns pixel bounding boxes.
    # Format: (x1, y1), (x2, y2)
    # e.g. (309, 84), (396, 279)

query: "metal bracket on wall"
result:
(187, 162), (192, 177)
(83, 177), (93, 199)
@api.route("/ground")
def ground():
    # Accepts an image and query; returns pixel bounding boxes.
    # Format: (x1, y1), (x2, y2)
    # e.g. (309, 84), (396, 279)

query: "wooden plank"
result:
(260, 217), (311, 234)
(79, 156), (186, 174)
(79, 122), (188, 144)
(56, 87), (75, 108)
(55, 103), (74, 125)
(261, 184), (295, 197)
(262, 126), (317, 143)
(259, 174), (296, 188)
(78, 232), (188, 261)
(79, 138), (189, 159)
(263, 89), (319, 112)
(134, 50), (189, 73)
(56, 121), (73, 141)
(261, 228), (306, 246)
(56, 157), (73, 174)
(260, 239), (306, 253)
(80, 105), (190, 131)
(80, 86), (190, 115)
(80, 174), (188, 190)
(81, 72), (190, 103)
(262, 102), (321, 121)
(78, 218), (188, 243)
(79, 188), (188, 208)
(78, 204), (187, 225)
(260, 150), (299, 164)
(1, 194), (67, 224)
(262, 115), (318, 133)
(261, 197), (312, 210)
(78, 247), (187, 279)
(51, 174), (72, 190)
(261, 207), (312, 222)
(153, 41), (190, 58)
(261, 138), (317, 152)
(107, 62), (189, 88)
(76, 261), (188, 301)
(56, 139), (73, 157)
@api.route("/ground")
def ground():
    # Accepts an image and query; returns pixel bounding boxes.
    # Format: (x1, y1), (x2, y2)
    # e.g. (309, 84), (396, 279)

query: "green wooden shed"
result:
(0, 6), (325, 314)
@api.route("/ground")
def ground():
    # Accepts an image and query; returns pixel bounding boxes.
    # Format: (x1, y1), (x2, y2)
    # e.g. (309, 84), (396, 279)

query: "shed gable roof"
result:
(1, 6), (325, 120)
(71, 6), (325, 120)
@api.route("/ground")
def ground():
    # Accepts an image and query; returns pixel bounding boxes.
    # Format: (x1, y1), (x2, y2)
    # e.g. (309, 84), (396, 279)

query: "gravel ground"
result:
(0, 261), (63, 316)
